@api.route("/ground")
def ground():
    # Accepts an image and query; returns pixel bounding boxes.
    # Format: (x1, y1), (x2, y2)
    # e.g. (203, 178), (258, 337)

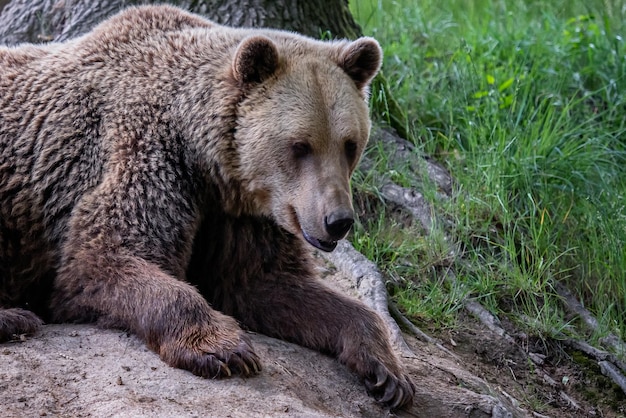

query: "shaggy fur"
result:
(0, 5), (415, 409)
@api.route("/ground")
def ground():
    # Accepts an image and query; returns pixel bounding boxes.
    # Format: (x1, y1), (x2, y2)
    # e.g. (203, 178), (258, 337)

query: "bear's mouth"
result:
(302, 230), (337, 252)
(290, 206), (337, 252)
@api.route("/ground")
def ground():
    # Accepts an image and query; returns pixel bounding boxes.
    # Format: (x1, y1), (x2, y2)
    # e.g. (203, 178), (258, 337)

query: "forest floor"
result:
(427, 316), (626, 417)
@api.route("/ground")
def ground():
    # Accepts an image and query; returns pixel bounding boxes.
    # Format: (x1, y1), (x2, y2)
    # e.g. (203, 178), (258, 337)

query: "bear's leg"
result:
(53, 254), (261, 378)
(232, 276), (415, 410)
(0, 308), (43, 342)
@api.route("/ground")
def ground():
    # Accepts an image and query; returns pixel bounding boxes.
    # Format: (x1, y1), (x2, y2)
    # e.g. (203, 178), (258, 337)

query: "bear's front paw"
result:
(160, 326), (261, 379)
(0, 308), (44, 342)
(364, 361), (416, 410)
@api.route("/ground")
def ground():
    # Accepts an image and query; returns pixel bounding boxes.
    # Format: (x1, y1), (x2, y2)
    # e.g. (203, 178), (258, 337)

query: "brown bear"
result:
(0, 5), (415, 410)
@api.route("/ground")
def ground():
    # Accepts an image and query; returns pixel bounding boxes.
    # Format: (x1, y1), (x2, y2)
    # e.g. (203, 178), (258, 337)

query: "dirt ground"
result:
(1, 254), (624, 417)
(438, 319), (626, 417)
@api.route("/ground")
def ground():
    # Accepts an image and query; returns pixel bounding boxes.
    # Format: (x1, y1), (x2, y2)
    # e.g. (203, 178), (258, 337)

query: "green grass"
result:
(349, 0), (626, 352)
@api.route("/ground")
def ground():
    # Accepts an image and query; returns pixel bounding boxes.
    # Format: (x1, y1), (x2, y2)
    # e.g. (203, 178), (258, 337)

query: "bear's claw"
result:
(160, 329), (262, 379)
(364, 362), (416, 410)
(215, 340), (262, 377)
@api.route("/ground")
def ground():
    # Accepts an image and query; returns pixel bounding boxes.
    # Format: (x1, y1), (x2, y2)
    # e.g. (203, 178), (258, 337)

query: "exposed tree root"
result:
(379, 182), (433, 232)
(387, 299), (461, 361)
(320, 240), (523, 417)
(320, 239), (416, 358)
(564, 338), (626, 394)
(599, 361), (626, 394)
(553, 282), (626, 394)
(564, 338), (626, 375)
(556, 282), (626, 361)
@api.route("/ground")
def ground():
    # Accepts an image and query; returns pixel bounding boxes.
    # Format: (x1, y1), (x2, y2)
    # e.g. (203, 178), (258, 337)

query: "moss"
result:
(569, 350), (626, 410)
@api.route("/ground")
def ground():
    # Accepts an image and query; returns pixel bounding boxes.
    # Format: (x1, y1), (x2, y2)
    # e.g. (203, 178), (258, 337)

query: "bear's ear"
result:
(338, 37), (383, 92)
(233, 35), (279, 84)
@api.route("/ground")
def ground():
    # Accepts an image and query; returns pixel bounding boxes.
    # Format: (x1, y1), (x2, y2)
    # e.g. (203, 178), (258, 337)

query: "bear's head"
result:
(232, 34), (382, 252)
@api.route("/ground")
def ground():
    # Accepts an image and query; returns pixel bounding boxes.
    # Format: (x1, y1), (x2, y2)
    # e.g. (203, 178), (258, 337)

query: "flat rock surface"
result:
(0, 254), (517, 418)
(2, 325), (385, 418)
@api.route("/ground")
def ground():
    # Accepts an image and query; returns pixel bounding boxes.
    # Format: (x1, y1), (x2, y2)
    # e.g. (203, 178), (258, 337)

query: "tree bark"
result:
(188, 0), (362, 38)
(0, 0), (361, 46)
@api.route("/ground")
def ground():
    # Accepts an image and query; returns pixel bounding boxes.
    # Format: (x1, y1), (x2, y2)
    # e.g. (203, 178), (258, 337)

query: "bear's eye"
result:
(292, 142), (312, 159)
(345, 140), (358, 162)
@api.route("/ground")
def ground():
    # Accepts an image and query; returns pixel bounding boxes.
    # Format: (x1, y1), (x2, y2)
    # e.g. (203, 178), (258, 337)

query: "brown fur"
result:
(0, 5), (415, 409)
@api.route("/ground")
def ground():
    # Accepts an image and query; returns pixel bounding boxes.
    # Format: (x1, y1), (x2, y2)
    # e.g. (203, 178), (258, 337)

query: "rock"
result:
(0, 254), (519, 417)
(1, 324), (384, 417)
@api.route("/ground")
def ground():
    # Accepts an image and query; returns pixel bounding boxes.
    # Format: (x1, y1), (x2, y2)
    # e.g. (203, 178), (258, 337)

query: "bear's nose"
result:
(325, 210), (354, 240)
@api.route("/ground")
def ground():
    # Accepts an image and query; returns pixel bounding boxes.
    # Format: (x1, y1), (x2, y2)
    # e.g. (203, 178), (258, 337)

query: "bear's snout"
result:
(324, 209), (354, 240)
(298, 208), (354, 253)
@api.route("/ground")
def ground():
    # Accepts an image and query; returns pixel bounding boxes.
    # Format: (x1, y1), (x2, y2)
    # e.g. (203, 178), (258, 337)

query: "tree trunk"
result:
(0, 0), (361, 46)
